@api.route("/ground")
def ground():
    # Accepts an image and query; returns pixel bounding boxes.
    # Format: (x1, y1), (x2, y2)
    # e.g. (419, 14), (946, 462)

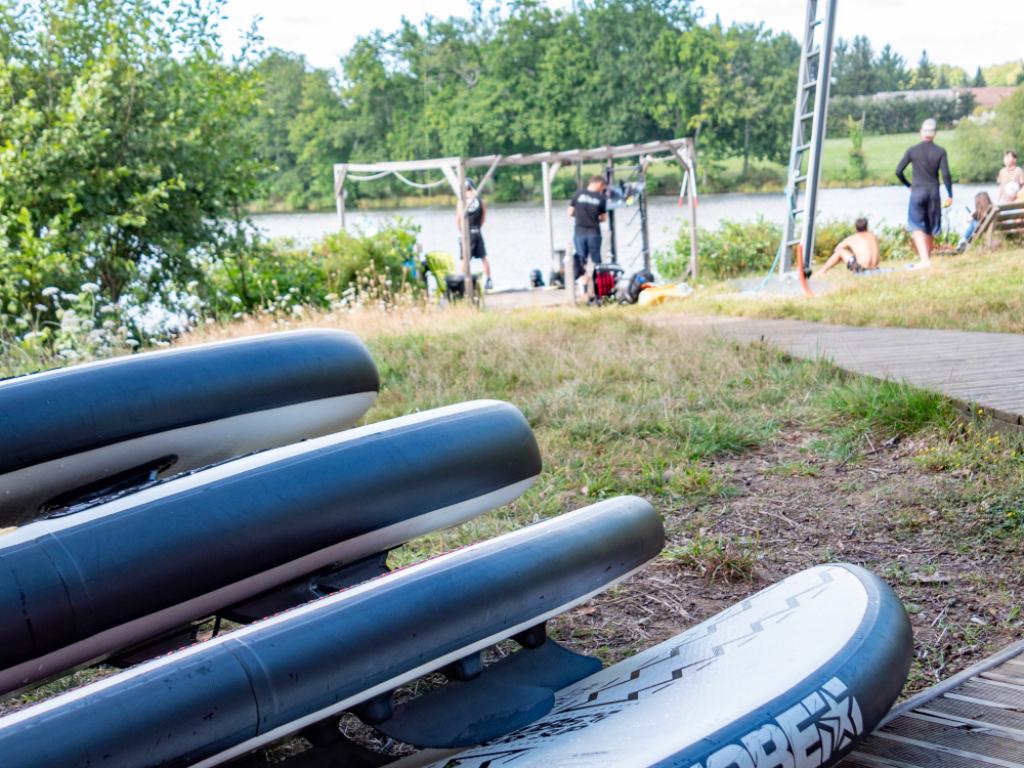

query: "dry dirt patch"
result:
(555, 427), (1024, 696)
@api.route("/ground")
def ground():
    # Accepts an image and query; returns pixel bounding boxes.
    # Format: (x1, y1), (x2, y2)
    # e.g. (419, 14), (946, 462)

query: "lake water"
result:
(253, 184), (991, 289)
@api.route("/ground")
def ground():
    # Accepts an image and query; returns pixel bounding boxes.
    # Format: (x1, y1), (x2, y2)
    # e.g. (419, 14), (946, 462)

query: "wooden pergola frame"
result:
(333, 137), (698, 304)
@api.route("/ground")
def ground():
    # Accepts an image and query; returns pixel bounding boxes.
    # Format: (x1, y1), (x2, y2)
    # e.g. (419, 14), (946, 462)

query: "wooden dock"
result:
(651, 316), (1024, 427)
(840, 641), (1024, 767)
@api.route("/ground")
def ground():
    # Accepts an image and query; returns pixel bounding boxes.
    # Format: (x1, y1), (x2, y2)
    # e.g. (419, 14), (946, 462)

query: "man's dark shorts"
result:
(573, 233), (602, 277)
(469, 231), (487, 259)
(908, 187), (942, 235)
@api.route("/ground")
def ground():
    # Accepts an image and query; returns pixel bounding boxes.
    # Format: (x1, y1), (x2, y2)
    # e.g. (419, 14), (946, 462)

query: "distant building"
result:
(964, 86), (1018, 110)
(863, 86), (1017, 111)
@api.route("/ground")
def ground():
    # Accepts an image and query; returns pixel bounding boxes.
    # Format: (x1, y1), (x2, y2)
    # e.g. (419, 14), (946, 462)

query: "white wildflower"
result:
(125, 338), (140, 348)
(41, 286), (60, 298)
(80, 282), (100, 294)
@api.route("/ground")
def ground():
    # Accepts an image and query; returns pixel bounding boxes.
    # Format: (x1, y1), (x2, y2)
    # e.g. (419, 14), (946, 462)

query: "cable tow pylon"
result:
(780, 0), (838, 289)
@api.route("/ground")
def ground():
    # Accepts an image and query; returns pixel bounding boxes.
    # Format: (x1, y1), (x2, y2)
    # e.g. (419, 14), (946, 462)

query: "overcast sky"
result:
(221, 0), (1023, 74)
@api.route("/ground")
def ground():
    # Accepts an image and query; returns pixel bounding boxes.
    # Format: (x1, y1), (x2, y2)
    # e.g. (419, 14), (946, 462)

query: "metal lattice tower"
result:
(780, 0), (838, 275)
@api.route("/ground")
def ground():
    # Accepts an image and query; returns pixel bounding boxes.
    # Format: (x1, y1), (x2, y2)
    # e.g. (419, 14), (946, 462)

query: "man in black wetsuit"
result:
(896, 119), (953, 267)
(456, 179), (492, 291)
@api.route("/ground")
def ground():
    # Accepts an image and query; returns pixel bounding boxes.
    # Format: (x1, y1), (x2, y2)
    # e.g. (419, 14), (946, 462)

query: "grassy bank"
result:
(674, 247), (1024, 333)
(5, 305), (1024, 730)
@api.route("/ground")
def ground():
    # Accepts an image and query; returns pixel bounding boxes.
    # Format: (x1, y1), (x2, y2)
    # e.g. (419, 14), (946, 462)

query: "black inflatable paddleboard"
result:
(0, 399), (541, 693)
(0, 497), (664, 768)
(0, 329), (379, 526)
(426, 563), (912, 768)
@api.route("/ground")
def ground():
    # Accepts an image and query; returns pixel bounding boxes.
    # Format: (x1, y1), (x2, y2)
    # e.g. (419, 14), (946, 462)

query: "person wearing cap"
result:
(455, 179), (492, 291)
(896, 119), (953, 267)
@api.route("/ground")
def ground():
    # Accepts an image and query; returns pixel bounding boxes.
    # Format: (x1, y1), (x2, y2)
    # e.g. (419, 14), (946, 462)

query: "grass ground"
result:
(672, 246), (1024, 333)
(709, 131), (969, 191)
(4, 305), (1024, 760)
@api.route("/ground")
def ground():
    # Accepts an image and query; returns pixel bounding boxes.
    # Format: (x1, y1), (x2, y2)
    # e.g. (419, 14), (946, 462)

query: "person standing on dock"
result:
(568, 175), (608, 293)
(456, 179), (492, 291)
(896, 119), (953, 268)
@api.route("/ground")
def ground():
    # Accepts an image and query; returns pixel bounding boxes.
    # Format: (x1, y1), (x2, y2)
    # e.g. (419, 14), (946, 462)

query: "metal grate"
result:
(839, 651), (1024, 767)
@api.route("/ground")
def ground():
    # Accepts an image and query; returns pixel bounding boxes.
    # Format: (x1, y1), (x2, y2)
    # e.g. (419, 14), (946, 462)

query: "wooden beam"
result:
(440, 164), (461, 199)
(334, 166), (348, 232)
(339, 138), (695, 174)
(343, 158), (463, 173)
(672, 141), (699, 280)
(467, 156), (502, 204)
(541, 161), (570, 305)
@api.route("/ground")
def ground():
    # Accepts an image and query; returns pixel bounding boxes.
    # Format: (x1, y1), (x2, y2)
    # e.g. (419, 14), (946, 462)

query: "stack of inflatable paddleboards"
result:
(0, 329), (915, 768)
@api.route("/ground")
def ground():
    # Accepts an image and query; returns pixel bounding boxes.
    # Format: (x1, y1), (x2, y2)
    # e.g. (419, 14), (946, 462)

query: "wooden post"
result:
(687, 163), (698, 281)
(542, 160), (554, 283)
(673, 143), (699, 281)
(542, 161), (570, 304)
(456, 159), (475, 304)
(334, 166), (348, 231)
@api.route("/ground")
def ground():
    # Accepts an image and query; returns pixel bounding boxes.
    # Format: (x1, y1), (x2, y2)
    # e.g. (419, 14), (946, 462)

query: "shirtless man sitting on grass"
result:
(815, 218), (881, 276)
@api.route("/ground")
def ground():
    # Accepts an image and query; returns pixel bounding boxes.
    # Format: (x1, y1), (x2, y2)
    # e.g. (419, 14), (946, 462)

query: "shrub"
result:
(846, 117), (869, 182)
(828, 92), (975, 137)
(205, 220), (422, 319)
(954, 91), (1024, 182)
(659, 215), (942, 281)
(657, 217), (782, 280)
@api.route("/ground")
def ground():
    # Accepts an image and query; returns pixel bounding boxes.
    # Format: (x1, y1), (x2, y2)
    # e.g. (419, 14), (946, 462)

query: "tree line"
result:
(251, 0), (802, 209)
(0, 0), (1005, 347)
(831, 37), (988, 96)
(250, 6), (993, 210)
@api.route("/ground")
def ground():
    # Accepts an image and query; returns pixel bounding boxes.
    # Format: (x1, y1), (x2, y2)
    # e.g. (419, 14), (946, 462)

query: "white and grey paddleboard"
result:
(0, 329), (379, 526)
(427, 564), (912, 768)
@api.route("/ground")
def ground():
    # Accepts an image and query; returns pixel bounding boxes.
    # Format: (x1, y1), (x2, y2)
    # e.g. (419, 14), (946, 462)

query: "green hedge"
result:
(828, 92), (975, 137)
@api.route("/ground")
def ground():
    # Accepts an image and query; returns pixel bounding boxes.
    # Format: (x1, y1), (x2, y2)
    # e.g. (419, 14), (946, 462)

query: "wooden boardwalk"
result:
(652, 316), (1024, 427)
(840, 641), (1024, 768)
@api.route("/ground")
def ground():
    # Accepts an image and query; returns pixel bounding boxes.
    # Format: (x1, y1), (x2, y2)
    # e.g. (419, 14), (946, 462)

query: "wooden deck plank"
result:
(696, 318), (1024, 427)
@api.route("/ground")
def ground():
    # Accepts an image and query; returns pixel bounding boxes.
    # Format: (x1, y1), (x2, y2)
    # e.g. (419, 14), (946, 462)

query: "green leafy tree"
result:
(691, 22), (798, 170)
(972, 67), (987, 87)
(0, 0), (262, 336)
(911, 50), (937, 90)
(832, 36), (877, 96)
(875, 45), (910, 91)
(955, 89), (1024, 182)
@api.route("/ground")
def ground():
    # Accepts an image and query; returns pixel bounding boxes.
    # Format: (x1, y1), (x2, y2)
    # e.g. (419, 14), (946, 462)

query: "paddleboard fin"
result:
(372, 639), (602, 749)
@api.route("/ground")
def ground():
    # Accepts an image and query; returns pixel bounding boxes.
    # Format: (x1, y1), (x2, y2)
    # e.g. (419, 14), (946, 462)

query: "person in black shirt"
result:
(456, 179), (492, 291)
(569, 175), (608, 284)
(896, 119), (953, 267)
